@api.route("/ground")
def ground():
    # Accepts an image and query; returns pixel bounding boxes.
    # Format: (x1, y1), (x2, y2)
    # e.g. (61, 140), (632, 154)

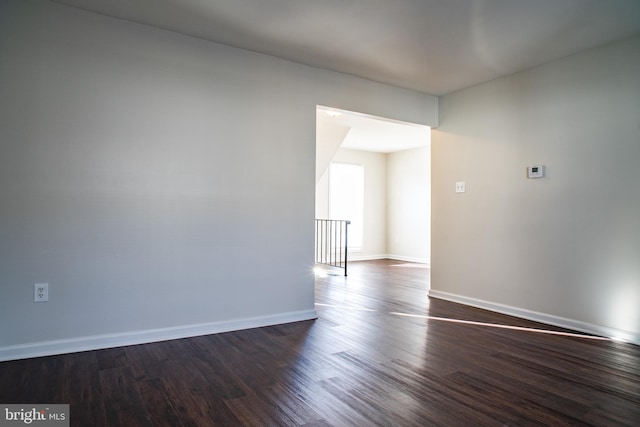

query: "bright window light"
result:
(329, 162), (364, 249)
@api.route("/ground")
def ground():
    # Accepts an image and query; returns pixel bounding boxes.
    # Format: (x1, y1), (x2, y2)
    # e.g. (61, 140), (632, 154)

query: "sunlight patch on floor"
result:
(390, 312), (610, 341)
(315, 303), (376, 312)
(314, 302), (609, 341)
(390, 263), (429, 269)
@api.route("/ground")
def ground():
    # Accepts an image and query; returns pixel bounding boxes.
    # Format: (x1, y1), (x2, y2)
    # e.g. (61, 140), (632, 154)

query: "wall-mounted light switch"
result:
(527, 165), (545, 179)
(34, 283), (48, 302)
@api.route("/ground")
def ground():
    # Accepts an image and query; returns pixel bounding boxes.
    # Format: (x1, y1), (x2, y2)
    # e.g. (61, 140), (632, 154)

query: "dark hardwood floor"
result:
(1, 259), (639, 426)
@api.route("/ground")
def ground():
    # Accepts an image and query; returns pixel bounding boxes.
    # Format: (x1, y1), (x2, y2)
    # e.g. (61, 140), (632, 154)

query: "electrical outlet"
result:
(34, 283), (48, 302)
(455, 181), (466, 193)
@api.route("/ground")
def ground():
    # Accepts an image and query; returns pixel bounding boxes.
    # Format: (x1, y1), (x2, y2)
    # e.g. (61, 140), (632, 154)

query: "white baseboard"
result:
(0, 309), (318, 362)
(348, 253), (388, 261)
(428, 290), (639, 346)
(348, 254), (430, 265)
(386, 255), (430, 265)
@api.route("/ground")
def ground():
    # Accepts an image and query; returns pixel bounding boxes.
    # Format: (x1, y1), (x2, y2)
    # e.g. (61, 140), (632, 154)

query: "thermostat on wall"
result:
(527, 165), (545, 179)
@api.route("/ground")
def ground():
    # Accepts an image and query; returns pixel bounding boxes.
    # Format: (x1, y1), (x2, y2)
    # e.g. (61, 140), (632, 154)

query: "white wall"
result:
(0, 0), (438, 359)
(431, 34), (640, 343)
(387, 146), (431, 263)
(315, 111), (350, 184)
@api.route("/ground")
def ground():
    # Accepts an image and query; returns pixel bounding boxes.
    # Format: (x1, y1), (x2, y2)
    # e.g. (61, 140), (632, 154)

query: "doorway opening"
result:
(315, 105), (431, 282)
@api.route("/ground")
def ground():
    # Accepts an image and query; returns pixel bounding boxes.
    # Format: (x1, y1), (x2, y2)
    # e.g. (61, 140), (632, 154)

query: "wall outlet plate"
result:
(455, 181), (465, 193)
(34, 283), (48, 302)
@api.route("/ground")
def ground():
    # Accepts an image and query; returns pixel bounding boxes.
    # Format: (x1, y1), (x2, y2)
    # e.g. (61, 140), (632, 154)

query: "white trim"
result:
(428, 290), (639, 346)
(347, 254), (430, 265)
(348, 253), (388, 261)
(0, 309), (318, 362)
(386, 254), (430, 265)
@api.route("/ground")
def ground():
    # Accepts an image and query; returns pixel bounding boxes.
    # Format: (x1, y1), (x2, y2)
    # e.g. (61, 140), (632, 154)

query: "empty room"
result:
(1, 0), (639, 425)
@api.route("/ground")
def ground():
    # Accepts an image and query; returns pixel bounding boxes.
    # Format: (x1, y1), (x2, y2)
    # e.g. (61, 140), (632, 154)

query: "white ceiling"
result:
(52, 0), (640, 96)
(317, 106), (429, 154)
(50, 0), (640, 153)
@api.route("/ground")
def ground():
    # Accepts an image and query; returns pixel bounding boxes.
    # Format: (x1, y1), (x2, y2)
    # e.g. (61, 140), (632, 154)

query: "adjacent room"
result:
(1, 0), (639, 425)
(315, 106), (431, 266)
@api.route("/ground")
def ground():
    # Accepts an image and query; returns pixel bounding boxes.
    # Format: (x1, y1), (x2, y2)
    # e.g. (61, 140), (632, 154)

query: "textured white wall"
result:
(0, 0), (437, 355)
(432, 34), (640, 342)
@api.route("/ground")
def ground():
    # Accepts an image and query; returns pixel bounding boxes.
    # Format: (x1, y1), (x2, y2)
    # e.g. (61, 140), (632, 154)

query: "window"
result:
(329, 162), (364, 249)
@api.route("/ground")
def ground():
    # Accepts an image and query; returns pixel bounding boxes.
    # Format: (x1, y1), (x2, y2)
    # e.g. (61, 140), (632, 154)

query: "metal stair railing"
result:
(314, 219), (350, 276)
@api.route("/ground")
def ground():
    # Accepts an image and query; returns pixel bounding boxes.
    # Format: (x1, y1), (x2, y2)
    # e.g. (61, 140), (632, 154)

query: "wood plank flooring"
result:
(1, 259), (639, 426)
